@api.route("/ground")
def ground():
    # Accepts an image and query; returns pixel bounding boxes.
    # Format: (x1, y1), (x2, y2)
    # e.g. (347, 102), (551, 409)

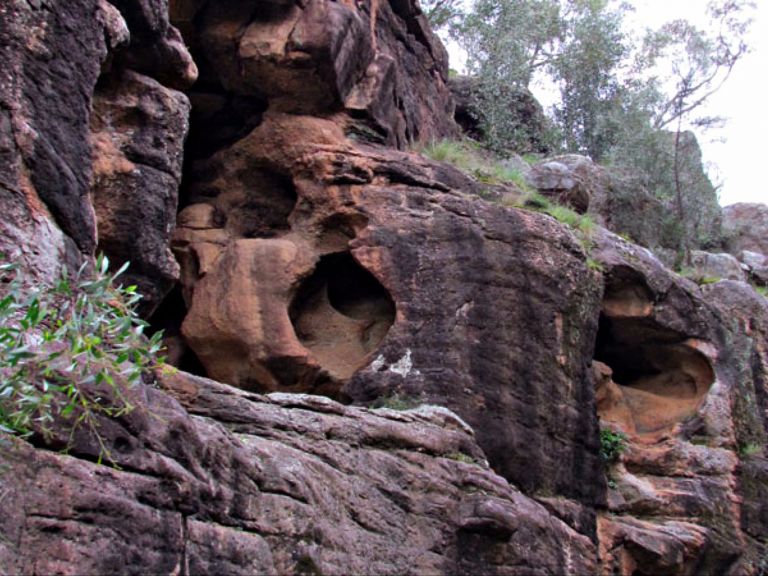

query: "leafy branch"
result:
(0, 255), (164, 463)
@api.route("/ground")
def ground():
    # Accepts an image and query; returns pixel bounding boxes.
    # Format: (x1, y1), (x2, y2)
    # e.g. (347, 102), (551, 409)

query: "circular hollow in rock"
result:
(289, 252), (395, 381)
(594, 314), (715, 436)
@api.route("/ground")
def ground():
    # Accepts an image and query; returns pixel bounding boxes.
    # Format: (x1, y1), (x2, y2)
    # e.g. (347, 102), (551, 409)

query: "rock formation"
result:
(0, 0), (767, 574)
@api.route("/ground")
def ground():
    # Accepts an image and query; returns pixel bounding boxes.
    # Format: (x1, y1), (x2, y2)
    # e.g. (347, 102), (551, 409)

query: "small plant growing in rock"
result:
(599, 428), (627, 463)
(586, 258), (604, 272)
(0, 255), (164, 461)
(739, 442), (764, 459)
(370, 393), (420, 411)
(445, 452), (482, 466)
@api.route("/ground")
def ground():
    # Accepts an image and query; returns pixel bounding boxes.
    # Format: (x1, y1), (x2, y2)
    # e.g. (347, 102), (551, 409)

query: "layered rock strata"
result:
(0, 372), (598, 575)
(0, 0), (767, 574)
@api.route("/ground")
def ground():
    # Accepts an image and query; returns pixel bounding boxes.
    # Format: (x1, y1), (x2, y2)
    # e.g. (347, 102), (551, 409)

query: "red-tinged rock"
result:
(171, 0), (456, 151)
(0, 371), (597, 575)
(91, 70), (190, 315)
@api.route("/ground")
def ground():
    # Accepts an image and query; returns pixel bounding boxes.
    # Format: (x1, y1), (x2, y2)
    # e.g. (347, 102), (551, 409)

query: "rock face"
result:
(591, 233), (768, 575)
(91, 70), (190, 314)
(0, 0), (193, 311)
(0, 372), (596, 576)
(448, 75), (550, 153)
(173, 111), (606, 522)
(0, 0), (114, 277)
(724, 203), (768, 258)
(1, 0), (768, 574)
(173, 0), (456, 154)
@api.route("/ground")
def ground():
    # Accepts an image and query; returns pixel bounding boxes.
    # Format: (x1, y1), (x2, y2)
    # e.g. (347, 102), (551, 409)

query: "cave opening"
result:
(593, 279), (715, 437)
(289, 252), (396, 381)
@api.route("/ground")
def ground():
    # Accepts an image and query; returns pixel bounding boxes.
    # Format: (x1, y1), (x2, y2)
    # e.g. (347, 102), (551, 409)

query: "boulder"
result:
(724, 203), (768, 259)
(739, 250), (768, 285)
(448, 75), (550, 153)
(689, 250), (746, 282)
(527, 158), (592, 213)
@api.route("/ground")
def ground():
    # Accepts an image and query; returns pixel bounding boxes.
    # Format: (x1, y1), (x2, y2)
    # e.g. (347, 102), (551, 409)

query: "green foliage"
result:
(677, 267), (722, 286)
(753, 285), (768, 299)
(0, 255), (164, 460)
(445, 452), (481, 465)
(739, 442), (763, 459)
(600, 428), (627, 463)
(421, 0), (464, 30)
(551, 0), (630, 160)
(586, 257), (604, 272)
(518, 192), (596, 236)
(370, 393), (420, 411)
(419, 139), (535, 192)
(698, 276), (722, 286)
(451, 0), (752, 256)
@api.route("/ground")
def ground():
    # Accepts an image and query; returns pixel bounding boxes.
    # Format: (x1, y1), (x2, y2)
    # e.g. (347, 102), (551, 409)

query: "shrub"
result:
(600, 428), (627, 463)
(0, 255), (164, 460)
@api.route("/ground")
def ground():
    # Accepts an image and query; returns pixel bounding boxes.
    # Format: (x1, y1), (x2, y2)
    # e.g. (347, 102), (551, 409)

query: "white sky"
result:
(444, 0), (767, 207)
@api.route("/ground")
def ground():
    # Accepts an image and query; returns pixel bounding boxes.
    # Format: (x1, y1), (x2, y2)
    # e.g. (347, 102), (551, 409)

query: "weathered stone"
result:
(0, 371), (597, 575)
(108, 0), (198, 89)
(526, 156), (593, 214)
(171, 0), (457, 151)
(172, 111), (606, 522)
(723, 203), (768, 257)
(589, 232), (768, 574)
(739, 250), (768, 285)
(689, 250), (746, 282)
(91, 70), (190, 315)
(0, 0), (115, 258)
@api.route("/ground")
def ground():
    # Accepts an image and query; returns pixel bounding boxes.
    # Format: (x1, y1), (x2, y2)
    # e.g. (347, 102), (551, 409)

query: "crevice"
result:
(148, 285), (207, 377)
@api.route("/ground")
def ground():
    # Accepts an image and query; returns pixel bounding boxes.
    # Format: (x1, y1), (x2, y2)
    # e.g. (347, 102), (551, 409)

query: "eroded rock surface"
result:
(0, 372), (596, 576)
(591, 232), (768, 575)
(0, 0), (193, 311)
(171, 0), (456, 152)
(172, 111), (606, 525)
(724, 202), (768, 258)
(1, 0), (768, 574)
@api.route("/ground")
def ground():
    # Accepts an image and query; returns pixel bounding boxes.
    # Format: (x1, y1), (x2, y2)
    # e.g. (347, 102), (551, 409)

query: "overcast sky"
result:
(445, 1), (767, 207)
(631, 0), (767, 207)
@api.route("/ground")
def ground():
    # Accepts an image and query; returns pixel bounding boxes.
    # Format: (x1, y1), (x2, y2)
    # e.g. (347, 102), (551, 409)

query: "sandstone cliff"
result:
(1, 1), (767, 575)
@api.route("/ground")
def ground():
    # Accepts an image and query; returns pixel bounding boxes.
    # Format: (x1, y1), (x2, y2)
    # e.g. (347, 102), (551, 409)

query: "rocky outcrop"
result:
(0, 371), (596, 575)
(527, 155), (594, 213)
(0, 0), (116, 277)
(172, 0), (456, 154)
(1, 0), (768, 573)
(449, 75), (550, 153)
(172, 111), (607, 524)
(724, 203), (768, 259)
(0, 0), (193, 311)
(91, 70), (190, 314)
(590, 232), (768, 575)
(689, 250), (746, 282)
